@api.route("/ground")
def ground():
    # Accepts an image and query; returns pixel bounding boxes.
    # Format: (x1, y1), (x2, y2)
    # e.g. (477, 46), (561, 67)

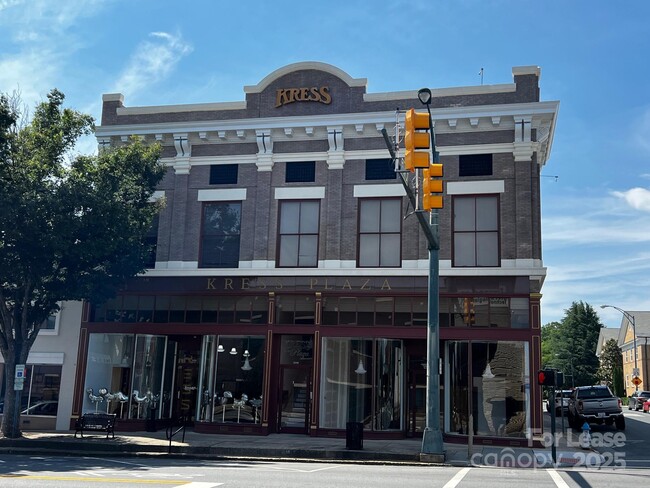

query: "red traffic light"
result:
(537, 369), (556, 386)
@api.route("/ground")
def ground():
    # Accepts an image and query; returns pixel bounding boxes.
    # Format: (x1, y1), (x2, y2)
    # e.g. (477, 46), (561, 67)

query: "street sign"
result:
(15, 364), (25, 379)
(632, 376), (642, 386)
(633, 367), (640, 377)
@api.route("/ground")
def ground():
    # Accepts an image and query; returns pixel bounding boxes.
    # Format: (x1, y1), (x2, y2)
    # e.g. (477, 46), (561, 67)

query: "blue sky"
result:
(1, 0), (649, 328)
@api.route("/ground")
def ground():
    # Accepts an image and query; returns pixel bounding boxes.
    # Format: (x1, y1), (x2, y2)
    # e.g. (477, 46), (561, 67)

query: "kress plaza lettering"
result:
(275, 86), (331, 107)
(206, 276), (393, 291)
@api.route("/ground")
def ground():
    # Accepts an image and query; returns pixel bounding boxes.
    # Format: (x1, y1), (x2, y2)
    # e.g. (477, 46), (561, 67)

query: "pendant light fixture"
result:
(355, 359), (367, 375)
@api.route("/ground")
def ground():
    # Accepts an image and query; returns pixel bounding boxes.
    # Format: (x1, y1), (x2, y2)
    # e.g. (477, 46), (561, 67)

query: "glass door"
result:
(278, 365), (311, 433)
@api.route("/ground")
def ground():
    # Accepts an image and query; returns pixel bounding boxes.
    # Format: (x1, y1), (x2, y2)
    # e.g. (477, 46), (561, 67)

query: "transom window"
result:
(365, 159), (396, 180)
(200, 202), (241, 268)
(358, 198), (401, 267)
(286, 162), (315, 183)
(453, 195), (499, 267)
(459, 154), (493, 177)
(210, 164), (238, 185)
(278, 200), (319, 267)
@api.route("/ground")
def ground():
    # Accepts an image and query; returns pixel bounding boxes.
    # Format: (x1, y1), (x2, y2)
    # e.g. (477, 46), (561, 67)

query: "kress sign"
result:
(275, 86), (331, 107)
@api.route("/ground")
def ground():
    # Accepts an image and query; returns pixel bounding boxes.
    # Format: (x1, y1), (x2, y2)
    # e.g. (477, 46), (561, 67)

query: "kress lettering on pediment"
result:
(275, 86), (331, 108)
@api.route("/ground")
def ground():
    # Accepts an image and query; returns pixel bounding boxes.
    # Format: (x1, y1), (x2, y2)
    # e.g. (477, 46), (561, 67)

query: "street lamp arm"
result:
(601, 304), (639, 392)
(601, 304), (635, 329)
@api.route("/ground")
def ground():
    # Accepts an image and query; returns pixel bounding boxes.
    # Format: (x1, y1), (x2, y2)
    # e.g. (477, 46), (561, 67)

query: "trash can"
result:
(346, 421), (363, 450)
(146, 405), (157, 432)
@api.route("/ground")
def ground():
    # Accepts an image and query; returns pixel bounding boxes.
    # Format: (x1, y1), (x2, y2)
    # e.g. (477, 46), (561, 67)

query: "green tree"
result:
(598, 338), (624, 396)
(543, 301), (602, 387)
(0, 90), (165, 438)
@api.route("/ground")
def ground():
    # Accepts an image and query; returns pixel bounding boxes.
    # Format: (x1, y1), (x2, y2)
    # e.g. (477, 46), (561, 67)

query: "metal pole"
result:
(632, 315), (638, 391)
(420, 99), (443, 457)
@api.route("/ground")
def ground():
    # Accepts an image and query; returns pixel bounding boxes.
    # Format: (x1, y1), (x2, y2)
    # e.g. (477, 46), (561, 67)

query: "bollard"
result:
(579, 422), (591, 449)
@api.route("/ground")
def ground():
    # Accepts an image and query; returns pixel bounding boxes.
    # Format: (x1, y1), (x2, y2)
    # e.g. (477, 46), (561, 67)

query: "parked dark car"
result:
(21, 401), (59, 416)
(628, 390), (650, 411)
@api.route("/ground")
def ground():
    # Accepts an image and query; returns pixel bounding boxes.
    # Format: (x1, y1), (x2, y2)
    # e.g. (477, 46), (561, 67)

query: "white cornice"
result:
(117, 101), (246, 115)
(96, 101), (558, 138)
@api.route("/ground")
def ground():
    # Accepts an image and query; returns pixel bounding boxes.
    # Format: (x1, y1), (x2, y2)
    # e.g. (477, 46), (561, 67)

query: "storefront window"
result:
(83, 334), (134, 418)
(196, 335), (265, 424)
(374, 339), (402, 431)
(320, 338), (403, 431)
(320, 338), (373, 429)
(0, 364), (61, 417)
(446, 341), (529, 438)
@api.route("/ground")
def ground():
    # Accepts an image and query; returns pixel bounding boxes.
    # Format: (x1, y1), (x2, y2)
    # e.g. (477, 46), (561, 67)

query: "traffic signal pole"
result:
(381, 89), (444, 461)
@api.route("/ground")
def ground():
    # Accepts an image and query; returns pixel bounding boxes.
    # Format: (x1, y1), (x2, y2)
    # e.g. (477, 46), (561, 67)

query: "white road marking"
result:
(442, 467), (471, 488)
(548, 469), (571, 488)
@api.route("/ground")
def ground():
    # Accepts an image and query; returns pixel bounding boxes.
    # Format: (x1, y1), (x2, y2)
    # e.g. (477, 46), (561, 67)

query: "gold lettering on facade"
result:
(275, 86), (332, 108)
(204, 277), (397, 291)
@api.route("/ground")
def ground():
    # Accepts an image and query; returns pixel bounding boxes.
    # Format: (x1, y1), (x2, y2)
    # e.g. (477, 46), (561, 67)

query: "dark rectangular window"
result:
(459, 154), (493, 177)
(144, 214), (159, 268)
(200, 202), (241, 268)
(365, 159), (396, 180)
(210, 164), (238, 185)
(286, 162), (315, 183)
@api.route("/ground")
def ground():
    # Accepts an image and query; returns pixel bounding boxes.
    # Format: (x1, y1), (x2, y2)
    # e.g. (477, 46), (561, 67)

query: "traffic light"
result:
(404, 108), (430, 172)
(462, 298), (475, 325)
(537, 369), (556, 387)
(422, 163), (443, 210)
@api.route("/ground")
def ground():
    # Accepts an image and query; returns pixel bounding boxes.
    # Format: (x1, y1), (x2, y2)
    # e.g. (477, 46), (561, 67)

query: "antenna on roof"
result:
(541, 174), (559, 182)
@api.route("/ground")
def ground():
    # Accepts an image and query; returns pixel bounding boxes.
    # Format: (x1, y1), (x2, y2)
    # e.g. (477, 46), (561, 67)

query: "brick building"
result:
(72, 62), (558, 444)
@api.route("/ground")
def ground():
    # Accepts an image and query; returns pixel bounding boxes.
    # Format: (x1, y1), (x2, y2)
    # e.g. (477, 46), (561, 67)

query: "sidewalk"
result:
(0, 427), (598, 467)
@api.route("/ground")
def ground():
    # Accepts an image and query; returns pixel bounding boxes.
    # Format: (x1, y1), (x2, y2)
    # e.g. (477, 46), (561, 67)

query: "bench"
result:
(74, 413), (117, 439)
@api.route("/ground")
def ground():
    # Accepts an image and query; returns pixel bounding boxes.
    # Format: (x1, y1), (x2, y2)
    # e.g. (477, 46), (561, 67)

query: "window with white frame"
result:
(453, 195), (499, 267)
(277, 200), (319, 267)
(358, 198), (401, 267)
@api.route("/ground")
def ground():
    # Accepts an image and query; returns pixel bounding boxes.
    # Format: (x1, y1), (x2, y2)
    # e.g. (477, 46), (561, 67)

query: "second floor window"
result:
(278, 200), (319, 267)
(144, 214), (159, 268)
(453, 195), (499, 267)
(286, 162), (315, 183)
(200, 202), (241, 268)
(358, 198), (401, 267)
(210, 164), (238, 184)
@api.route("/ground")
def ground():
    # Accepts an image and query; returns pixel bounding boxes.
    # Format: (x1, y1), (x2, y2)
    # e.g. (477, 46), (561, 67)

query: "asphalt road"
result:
(0, 455), (648, 488)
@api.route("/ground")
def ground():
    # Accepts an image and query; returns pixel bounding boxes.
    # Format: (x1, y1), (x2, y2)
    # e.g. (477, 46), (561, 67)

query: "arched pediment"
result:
(244, 62), (367, 94)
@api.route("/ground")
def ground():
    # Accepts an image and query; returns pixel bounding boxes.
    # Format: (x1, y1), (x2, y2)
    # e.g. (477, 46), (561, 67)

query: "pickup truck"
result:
(567, 385), (625, 430)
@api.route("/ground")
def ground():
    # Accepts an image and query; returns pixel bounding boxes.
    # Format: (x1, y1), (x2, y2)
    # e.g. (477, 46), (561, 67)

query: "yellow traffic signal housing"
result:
(404, 108), (431, 172)
(422, 163), (444, 210)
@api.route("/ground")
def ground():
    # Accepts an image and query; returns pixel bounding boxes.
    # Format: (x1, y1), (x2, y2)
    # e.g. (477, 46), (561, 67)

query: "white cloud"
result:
(111, 32), (193, 100)
(612, 187), (650, 212)
(0, 0), (107, 109)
